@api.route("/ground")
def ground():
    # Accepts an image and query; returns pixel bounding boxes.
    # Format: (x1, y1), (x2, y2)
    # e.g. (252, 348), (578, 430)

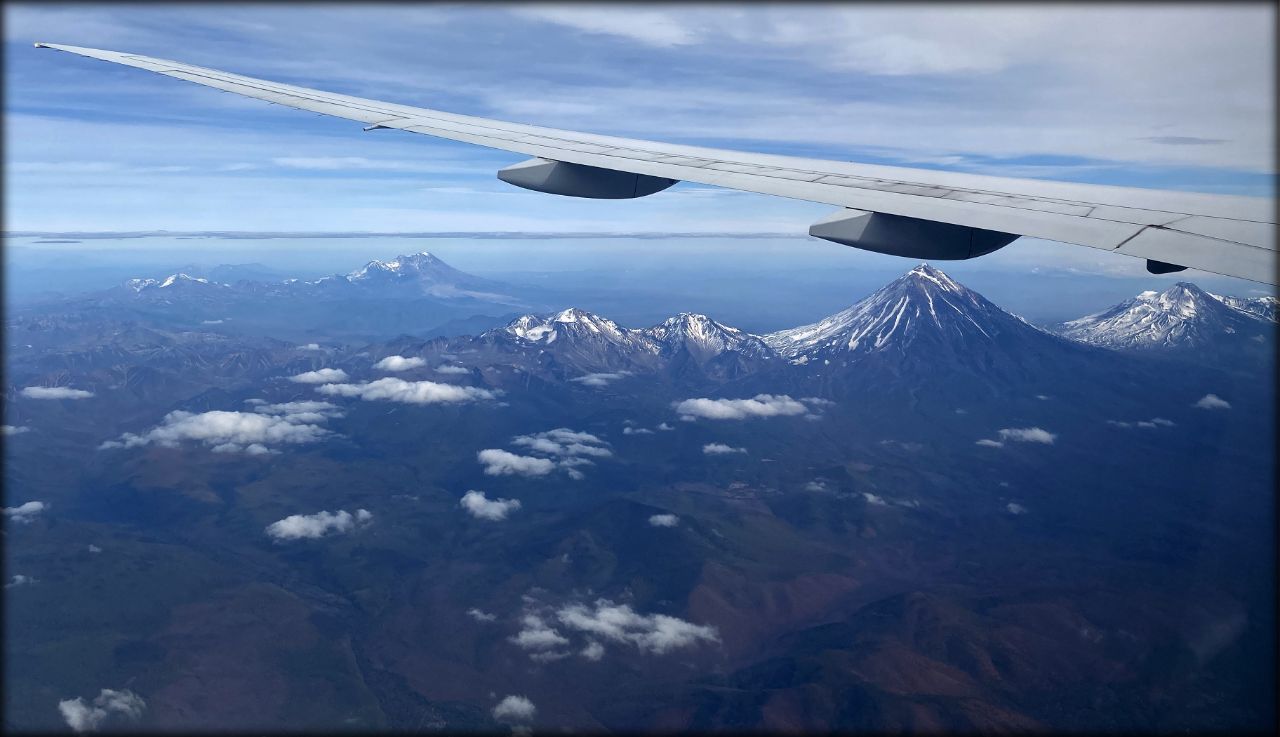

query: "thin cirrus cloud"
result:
(20, 386), (94, 400)
(264, 508), (372, 541)
(459, 490), (522, 521)
(99, 401), (342, 454)
(373, 355), (427, 371)
(318, 377), (497, 404)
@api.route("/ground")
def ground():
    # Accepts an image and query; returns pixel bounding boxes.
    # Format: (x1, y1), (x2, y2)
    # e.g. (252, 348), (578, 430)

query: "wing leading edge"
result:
(33, 42), (1277, 285)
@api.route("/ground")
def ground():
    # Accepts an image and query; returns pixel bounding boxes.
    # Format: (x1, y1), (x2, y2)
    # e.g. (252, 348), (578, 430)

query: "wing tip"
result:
(34, 42), (49, 48)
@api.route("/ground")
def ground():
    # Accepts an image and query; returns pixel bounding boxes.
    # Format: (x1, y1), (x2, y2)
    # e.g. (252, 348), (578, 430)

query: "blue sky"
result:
(2, 3), (1275, 284)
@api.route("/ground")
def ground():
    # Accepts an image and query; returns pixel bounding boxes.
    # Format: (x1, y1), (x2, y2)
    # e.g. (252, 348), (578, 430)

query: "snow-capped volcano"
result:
(764, 263), (1053, 363)
(125, 273), (220, 292)
(334, 251), (518, 302)
(1057, 282), (1271, 350)
(346, 251), (455, 282)
(646, 312), (774, 362)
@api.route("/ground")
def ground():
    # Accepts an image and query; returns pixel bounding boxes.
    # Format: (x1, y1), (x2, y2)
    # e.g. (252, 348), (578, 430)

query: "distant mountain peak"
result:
(646, 312), (773, 360)
(347, 251), (449, 280)
(1058, 281), (1269, 350)
(125, 273), (216, 292)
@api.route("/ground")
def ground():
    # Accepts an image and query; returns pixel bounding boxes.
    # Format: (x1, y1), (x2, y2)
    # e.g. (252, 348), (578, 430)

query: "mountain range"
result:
(6, 251), (1275, 733)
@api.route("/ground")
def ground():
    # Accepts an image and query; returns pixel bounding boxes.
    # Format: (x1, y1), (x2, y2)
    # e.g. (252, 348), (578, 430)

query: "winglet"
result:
(34, 42), (49, 48)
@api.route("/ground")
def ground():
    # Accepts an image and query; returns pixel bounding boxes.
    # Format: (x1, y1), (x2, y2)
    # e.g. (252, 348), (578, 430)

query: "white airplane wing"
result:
(34, 43), (1277, 286)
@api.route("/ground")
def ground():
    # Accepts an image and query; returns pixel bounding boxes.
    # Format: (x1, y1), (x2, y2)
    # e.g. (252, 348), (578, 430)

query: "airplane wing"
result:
(34, 43), (1277, 286)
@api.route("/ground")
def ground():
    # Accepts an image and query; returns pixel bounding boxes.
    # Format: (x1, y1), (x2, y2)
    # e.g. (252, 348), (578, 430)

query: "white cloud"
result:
(2, 424), (31, 435)
(288, 367), (350, 384)
(804, 480), (828, 492)
(702, 442), (746, 455)
(997, 427), (1057, 444)
(460, 490), (522, 521)
(318, 377), (496, 404)
(1194, 393), (1231, 410)
(434, 364), (470, 375)
(674, 394), (808, 421)
(88, 544), (103, 554)
(477, 449), (557, 477)
(975, 439), (1004, 448)
(622, 426), (654, 435)
(1108, 417), (1177, 429)
(100, 402), (336, 454)
(510, 614), (570, 650)
(492, 695), (537, 724)
(21, 386), (93, 399)
(481, 428), (613, 479)
(513, 429), (612, 458)
(516, 7), (699, 47)
(6, 574), (36, 589)
(580, 641), (605, 661)
(467, 607), (497, 622)
(299, 343), (321, 351)
(1006, 502), (1028, 515)
(657, 422), (675, 431)
(4, 500), (46, 524)
(58, 688), (146, 733)
(373, 355), (427, 371)
(264, 508), (372, 541)
(648, 513), (679, 527)
(556, 599), (719, 655)
(862, 492), (888, 506)
(571, 371), (628, 388)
